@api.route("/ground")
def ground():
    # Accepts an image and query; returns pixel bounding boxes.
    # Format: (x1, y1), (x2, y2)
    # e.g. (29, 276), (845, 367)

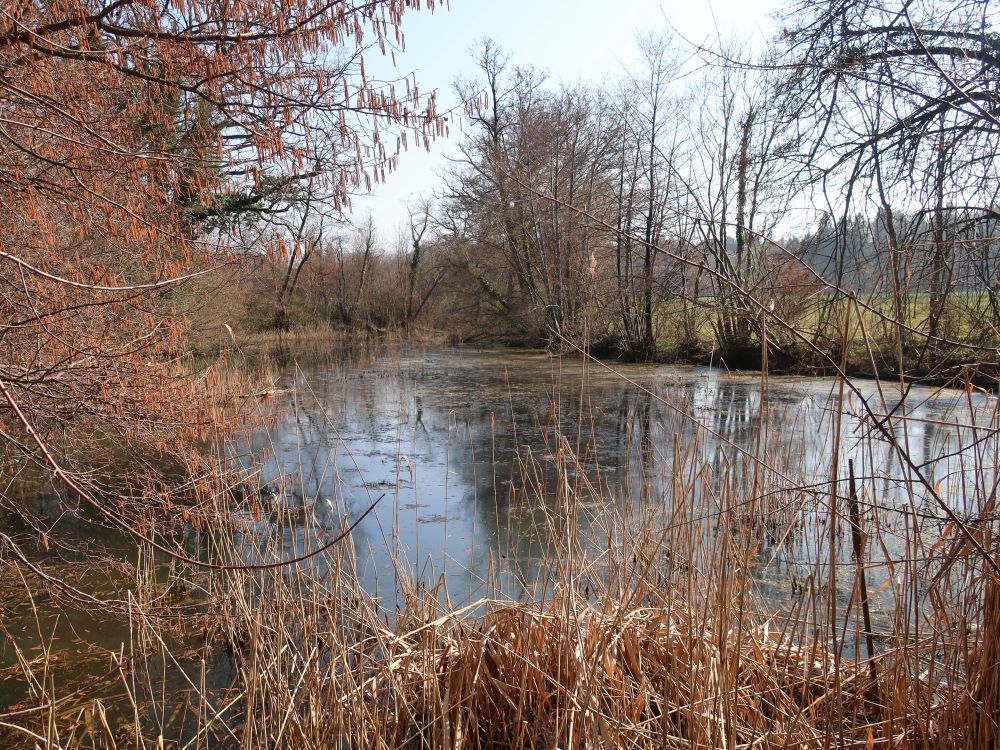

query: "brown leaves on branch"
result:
(0, 0), (441, 522)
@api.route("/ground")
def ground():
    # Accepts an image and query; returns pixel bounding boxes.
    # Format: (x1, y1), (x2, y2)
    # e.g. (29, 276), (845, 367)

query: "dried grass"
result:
(1, 350), (996, 749)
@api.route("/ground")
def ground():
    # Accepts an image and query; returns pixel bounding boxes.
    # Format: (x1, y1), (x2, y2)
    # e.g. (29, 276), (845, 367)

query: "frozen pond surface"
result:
(236, 345), (998, 607)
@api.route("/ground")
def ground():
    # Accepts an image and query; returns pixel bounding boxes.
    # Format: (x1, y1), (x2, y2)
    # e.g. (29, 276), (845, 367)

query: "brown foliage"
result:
(0, 1), (441, 536)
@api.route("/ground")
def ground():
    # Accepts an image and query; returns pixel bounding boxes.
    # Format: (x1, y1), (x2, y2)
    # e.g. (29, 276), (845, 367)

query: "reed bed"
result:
(359, 593), (883, 749)
(126, 519), (989, 749)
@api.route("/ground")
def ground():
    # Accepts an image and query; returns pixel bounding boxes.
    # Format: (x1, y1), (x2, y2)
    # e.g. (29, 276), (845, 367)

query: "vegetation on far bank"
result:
(177, 11), (999, 385)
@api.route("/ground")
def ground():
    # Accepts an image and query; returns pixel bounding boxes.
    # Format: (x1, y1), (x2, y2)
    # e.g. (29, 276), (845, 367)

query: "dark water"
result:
(3, 344), (997, 719)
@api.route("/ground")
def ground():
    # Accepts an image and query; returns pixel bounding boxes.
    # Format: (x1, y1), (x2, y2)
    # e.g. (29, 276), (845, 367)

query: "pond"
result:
(231, 344), (997, 608)
(2, 344), (997, 724)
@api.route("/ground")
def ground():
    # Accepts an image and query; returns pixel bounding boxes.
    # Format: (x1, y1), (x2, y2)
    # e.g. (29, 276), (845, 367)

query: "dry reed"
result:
(1, 348), (996, 749)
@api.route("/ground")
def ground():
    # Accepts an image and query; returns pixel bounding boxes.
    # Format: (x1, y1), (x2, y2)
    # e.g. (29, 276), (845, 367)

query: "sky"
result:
(351, 0), (783, 233)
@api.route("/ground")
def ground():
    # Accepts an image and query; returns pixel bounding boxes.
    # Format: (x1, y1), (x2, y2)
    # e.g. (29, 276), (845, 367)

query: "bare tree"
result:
(609, 32), (682, 357)
(664, 52), (797, 363)
(778, 0), (1000, 360)
(446, 40), (618, 347)
(406, 196), (434, 326)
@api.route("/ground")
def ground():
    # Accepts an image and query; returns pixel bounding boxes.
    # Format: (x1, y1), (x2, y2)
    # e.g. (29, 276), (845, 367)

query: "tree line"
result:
(231, 0), (998, 383)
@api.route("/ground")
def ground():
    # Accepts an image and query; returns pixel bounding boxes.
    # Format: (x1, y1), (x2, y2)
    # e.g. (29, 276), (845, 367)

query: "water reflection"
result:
(237, 346), (998, 608)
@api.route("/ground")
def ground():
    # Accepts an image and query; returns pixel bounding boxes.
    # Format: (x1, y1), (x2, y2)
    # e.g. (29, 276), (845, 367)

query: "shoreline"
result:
(199, 324), (1000, 393)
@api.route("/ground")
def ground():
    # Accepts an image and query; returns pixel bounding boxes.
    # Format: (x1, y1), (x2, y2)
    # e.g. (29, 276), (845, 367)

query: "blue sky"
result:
(352, 0), (782, 234)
